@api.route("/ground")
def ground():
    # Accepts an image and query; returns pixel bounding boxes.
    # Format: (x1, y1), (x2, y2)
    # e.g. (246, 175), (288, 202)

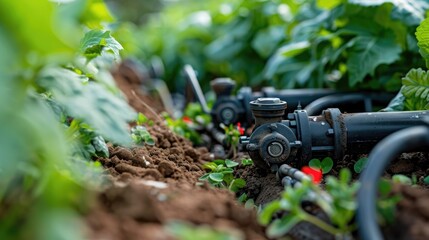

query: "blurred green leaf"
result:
(401, 68), (429, 110)
(38, 67), (135, 145)
(80, 29), (123, 61)
(347, 33), (401, 86)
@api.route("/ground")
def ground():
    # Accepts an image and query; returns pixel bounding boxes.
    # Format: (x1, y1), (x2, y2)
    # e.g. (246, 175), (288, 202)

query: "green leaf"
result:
(309, 159), (322, 170)
(381, 91), (405, 112)
(349, 0), (429, 26)
(317, 0), (343, 10)
(80, 30), (123, 61)
(202, 162), (218, 171)
(241, 159), (254, 167)
(392, 174), (412, 185)
(259, 201), (281, 225)
(266, 214), (301, 238)
(353, 157), (368, 173)
(321, 157), (334, 174)
(199, 173), (210, 181)
(416, 17), (429, 68)
(251, 26), (285, 58)
(339, 168), (352, 184)
(38, 67), (135, 145)
(209, 173), (224, 183)
(264, 41), (310, 79)
(225, 159), (239, 168)
(91, 135), (109, 157)
(423, 176), (429, 185)
(229, 178), (246, 192)
(401, 68), (429, 110)
(347, 33), (401, 86)
(0, 1), (75, 58)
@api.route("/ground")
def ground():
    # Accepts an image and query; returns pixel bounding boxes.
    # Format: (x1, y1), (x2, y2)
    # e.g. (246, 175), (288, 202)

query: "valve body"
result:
(240, 98), (428, 169)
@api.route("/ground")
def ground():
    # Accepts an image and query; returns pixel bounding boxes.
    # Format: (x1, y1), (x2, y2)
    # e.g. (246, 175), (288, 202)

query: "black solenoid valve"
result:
(240, 97), (429, 170)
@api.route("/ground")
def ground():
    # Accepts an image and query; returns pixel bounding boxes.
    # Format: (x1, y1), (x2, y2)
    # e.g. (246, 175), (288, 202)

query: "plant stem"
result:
(301, 212), (343, 236)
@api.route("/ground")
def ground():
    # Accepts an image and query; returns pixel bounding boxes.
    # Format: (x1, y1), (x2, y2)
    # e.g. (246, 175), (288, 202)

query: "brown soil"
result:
(85, 60), (429, 240)
(85, 62), (267, 240)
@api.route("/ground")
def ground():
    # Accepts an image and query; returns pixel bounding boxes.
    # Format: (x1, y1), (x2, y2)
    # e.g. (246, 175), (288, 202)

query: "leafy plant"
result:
(164, 113), (203, 145)
(308, 157), (333, 174)
(377, 179), (402, 225)
(199, 159), (246, 192)
(141, 0), (427, 92)
(241, 158), (254, 167)
(259, 169), (359, 238)
(222, 123), (244, 158)
(384, 16), (429, 111)
(166, 221), (243, 240)
(131, 113), (155, 145)
(353, 157), (368, 173)
(0, 0), (134, 239)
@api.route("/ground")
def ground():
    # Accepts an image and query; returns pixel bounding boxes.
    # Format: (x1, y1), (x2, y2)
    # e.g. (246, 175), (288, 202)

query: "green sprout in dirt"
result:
(259, 169), (359, 238)
(222, 123), (244, 158)
(309, 157), (334, 174)
(353, 157), (369, 174)
(131, 113), (155, 146)
(199, 159), (246, 192)
(166, 221), (242, 240)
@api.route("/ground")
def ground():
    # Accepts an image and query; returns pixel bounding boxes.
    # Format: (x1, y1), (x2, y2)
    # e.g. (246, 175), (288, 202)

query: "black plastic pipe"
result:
(357, 125), (429, 240)
(304, 94), (372, 115)
(241, 98), (429, 169)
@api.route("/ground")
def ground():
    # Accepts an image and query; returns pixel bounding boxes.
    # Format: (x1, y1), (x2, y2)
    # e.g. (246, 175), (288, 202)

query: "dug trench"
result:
(84, 63), (429, 240)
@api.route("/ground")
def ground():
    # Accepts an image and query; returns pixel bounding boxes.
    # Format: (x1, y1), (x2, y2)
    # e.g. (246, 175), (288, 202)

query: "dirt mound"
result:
(85, 62), (267, 240)
(86, 182), (265, 240)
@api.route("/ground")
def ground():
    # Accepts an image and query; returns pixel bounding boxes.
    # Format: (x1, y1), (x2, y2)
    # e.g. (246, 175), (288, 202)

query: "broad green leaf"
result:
(266, 214), (301, 238)
(317, 0), (343, 10)
(38, 67), (135, 145)
(80, 30), (123, 61)
(349, 0), (429, 26)
(264, 41), (310, 78)
(401, 68), (429, 110)
(381, 90), (405, 112)
(225, 159), (239, 168)
(416, 17), (429, 68)
(251, 26), (285, 58)
(0, 1), (75, 63)
(347, 33), (401, 86)
(208, 173), (224, 182)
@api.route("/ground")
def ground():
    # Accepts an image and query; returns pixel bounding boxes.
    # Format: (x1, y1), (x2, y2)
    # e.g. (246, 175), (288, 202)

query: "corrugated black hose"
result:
(357, 125), (429, 240)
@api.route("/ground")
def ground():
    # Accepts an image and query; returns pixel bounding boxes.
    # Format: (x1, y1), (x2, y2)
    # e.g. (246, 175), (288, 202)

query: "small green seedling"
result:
(377, 179), (402, 225)
(259, 168), (359, 239)
(392, 174), (412, 185)
(136, 112), (154, 126)
(199, 159), (246, 192)
(309, 157), (333, 174)
(131, 125), (155, 145)
(241, 158), (254, 167)
(353, 157), (368, 173)
(131, 113), (155, 145)
(166, 221), (241, 240)
(222, 124), (243, 158)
